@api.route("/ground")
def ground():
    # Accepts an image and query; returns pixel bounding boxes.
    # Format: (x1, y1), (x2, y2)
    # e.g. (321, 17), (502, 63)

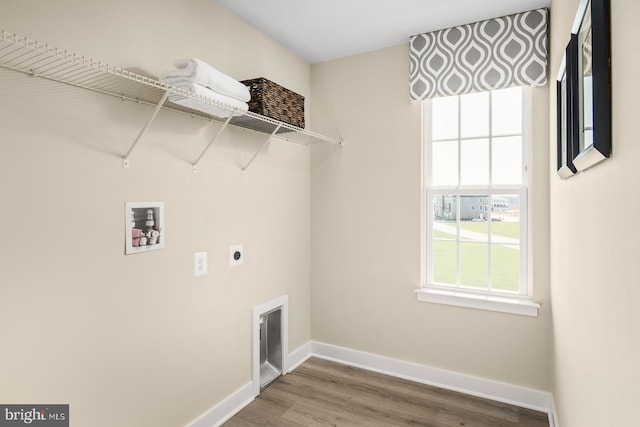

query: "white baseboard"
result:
(185, 382), (254, 427)
(186, 342), (311, 427)
(311, 341), (554, 415)
(286, 341), (312, 373)
(548, 395), (559, 427)
(188, 340), (556, 426)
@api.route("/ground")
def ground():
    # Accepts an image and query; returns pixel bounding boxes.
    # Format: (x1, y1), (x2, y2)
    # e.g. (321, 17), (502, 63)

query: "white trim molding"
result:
(311, 341), (553, 415)
(287, 341), (312, 372)
(415, 288), (540, 317)
(548, 394), (560, 427)
(185, 341), (311, 427)
(185, 382), (254, 427)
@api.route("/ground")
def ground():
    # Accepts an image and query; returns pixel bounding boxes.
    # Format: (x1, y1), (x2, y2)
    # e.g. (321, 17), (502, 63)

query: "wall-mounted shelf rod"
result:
(192, 115), (233, 173)
(122, 91), (169, 168)
(242, 125), (281, 172)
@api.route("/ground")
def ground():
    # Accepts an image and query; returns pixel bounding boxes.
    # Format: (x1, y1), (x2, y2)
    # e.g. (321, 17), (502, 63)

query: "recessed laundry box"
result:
(259, 308), (282, 390)
(252, 295), (288, 396)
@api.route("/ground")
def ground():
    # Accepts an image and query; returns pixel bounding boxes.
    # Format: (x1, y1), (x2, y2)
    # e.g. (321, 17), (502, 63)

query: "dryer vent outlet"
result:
(230, 245), (243, 267)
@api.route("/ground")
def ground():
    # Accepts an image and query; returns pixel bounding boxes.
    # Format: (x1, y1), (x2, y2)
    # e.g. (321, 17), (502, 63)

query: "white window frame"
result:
(416, 87), (539, 317)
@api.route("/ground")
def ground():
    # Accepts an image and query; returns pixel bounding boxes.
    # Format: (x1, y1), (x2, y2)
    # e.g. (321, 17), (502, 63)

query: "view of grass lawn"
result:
(434, 220), (520, 240)
(460, 221), (520, 239)
(432, 224), (520, 292)
(491, 244), (520, 291)
(433, 229), (455, 239)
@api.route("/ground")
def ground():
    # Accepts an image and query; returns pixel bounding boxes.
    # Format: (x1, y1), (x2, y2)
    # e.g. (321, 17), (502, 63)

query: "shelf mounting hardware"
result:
(192, 115), (233, 173)
(122, 91), (169, 168)
(242, 125), (281, 172)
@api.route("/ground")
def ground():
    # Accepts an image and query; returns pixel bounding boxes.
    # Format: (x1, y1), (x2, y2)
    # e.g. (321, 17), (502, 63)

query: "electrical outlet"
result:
(230, 245), (243, 267)
(194, 252), (207, 276)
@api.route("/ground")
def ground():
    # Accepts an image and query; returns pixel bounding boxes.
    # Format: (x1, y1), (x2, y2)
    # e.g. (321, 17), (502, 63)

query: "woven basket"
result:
(242, 77), (305, 129)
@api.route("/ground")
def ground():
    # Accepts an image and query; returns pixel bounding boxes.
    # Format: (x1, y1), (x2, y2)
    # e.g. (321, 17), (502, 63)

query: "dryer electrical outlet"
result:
(230, 245), (243, 267)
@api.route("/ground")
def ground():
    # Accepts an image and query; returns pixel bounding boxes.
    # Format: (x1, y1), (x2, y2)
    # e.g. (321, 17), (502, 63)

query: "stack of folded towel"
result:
(160, 58), (250, 118)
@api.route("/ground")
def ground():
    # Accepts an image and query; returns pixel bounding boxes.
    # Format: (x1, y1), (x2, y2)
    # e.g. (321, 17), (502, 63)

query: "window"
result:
(418, 87), (539, 316)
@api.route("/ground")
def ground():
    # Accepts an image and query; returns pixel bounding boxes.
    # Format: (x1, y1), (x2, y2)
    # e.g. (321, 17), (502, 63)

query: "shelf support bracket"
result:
(242, 125), (281, 172)
(192, 116), (233, 173)
(123, 91), (170, 168)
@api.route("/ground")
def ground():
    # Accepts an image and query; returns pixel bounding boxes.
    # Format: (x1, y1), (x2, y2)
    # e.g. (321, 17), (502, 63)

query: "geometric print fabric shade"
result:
(409, 8), (548, 101)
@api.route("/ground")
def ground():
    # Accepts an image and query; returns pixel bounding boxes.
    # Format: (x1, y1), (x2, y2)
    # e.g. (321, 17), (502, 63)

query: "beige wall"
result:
(549, 0), (640, 425)
(7, 0), (638, 424)
(310, 45), (552, 390)
(0, 1), (311, 426)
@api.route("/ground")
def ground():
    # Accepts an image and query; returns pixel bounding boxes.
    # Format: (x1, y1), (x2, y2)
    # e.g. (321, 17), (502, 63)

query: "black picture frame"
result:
(557, 35), (578, 178)
(571, 0), (611, 171)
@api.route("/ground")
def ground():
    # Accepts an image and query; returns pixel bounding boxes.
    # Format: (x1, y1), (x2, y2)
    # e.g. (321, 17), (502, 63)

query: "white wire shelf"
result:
(0, 29), (342, 170)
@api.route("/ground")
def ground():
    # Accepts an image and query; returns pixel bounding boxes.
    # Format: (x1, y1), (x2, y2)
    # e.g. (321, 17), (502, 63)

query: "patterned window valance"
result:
(409, 8), (548, 101)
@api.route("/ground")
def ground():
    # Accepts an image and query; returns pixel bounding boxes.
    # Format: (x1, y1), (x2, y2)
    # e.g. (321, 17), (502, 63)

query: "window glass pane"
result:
(426, 88), (527, 297)
(432, 141), (458, 185)
(461, 138), (489, 185)
(461, 92), (489, 138)
(432, 96), (458, 140)
(459, 195), (489, 224)
(492, 136), (522, 185)
(490, 195), (520, 244)
(460, 242), (488, 288)
(432, 240), (457, 285)
(492, 87), (522, 135)
(491, 244), (520, 292)
(433, 194), (458, 222)
(432, 194), (457, 286)
(459, 195), (489, 241)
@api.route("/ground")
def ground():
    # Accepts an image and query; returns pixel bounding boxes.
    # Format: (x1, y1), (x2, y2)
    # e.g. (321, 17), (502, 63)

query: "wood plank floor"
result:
(224, 357), (549, 427)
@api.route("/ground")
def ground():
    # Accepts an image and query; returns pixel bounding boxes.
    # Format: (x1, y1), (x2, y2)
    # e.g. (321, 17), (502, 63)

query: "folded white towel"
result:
(167, 81), (248, 119)
(160, 58), (251, 102)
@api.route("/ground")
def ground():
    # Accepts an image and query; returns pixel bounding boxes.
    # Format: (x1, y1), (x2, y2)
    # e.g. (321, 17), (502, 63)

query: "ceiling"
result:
(215, 0), (551, 64)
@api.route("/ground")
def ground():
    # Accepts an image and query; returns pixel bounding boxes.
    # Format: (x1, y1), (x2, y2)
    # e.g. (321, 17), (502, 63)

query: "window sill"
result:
(415, 288), (539, 317)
